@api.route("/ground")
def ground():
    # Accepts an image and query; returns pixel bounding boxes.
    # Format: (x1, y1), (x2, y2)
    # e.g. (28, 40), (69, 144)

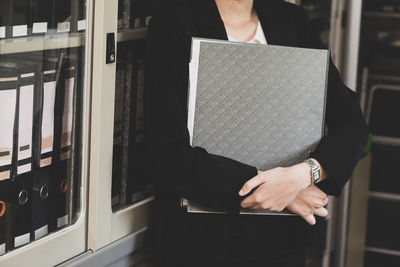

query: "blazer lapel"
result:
(254, 0), (296, 46)
(189, 0), (228, 40)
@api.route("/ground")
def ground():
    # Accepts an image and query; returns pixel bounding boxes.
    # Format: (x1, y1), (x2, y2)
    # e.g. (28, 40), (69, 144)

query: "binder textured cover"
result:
(185, 38), (329, 215)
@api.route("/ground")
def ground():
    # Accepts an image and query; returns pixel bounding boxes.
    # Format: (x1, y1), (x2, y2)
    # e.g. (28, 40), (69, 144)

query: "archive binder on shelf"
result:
(50, 57), (77, 230)
(183, 38), (329, 215)
(112, 52), (127, 207)
(6, 175), (33, 249)
(0, 69), (18, 181)
(54, 0), (72, 33)
(11, 0), (32, 37)
(31, 167), (51, 240)
(76, 0), (87, 32)
(132, 0), (153, 28)
(0, 0), (12, 39)
(16, 68), (37, 175)
(127, 59), (153, 204)
(40, 62), (58, 168)
(0, 179), (9, 255)
(120, 51), (134, 205)
(31, 0), (53, 35)
(60, 64), (77, 162)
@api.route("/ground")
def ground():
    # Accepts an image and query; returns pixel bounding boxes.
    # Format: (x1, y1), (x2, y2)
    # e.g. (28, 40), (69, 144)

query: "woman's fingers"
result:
(304, 214), (316, 225)
(323, 197), (329, 206)
(239, 174), (264, 196)
(313, 207), (328, 217)
(241, 190), (262, 208)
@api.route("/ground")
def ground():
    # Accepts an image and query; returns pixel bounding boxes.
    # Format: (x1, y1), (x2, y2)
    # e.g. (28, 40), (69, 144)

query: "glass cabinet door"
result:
(0, 0), (90, 265)
(88, 0), (155, 251)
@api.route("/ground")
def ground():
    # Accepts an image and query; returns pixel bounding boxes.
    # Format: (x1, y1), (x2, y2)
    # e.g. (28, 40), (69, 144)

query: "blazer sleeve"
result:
(145, 12), (258, 213)
(295, 6), (370, 196)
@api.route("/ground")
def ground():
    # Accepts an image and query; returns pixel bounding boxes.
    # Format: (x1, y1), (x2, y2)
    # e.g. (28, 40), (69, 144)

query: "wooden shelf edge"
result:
(369, 191), (400, 202)
(365, 246), (400, 257)
(0, 33), (86, 55)
(364, 12), (400, 19)
(117, 27), (148, 43)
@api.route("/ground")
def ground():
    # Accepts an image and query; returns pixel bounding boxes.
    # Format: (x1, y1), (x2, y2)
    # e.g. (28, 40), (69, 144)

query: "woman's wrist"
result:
(286, 163), (312, 190)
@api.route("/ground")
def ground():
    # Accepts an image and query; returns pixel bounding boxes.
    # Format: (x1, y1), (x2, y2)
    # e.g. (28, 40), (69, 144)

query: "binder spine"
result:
(0, 0), (13, 39)
(31, 0), (53, 35)
(16, 70), (37, 175)
(0, 72), (19, 180)
(11, 0), (32, 38)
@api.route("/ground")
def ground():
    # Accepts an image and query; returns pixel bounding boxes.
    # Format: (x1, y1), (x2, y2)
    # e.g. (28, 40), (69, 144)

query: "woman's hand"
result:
(239, 163), (311, 212)
(287, 185), (329, 225)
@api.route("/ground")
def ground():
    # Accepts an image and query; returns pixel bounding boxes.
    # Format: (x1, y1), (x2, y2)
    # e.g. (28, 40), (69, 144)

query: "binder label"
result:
(57, 22), (71, 33)
(0, 243), (5, 255)
(32, 22), (48, 34)
(14, 232), (30, 247)
(145, 16), (152, 26)
(77, 20), (87, 31)
(34, 224), (48, 240)
(134, 18), (141, 29)
(0, 27), (5, 38)
(57, 214), (69, 228)
(12, 25), (28, 37)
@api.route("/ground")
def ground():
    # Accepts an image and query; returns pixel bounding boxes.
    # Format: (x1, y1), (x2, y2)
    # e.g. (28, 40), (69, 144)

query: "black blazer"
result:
(144, 0), (369, 262)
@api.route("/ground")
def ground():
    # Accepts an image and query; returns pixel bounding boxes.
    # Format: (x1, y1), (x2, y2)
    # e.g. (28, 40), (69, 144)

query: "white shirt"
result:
(227, 22), (268, 44)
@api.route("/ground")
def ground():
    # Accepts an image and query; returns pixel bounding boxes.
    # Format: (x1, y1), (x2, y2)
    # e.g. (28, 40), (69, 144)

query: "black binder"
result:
(11, 0), (32, 37)
(132, 0), (154, 28)
(0, 180), (9, 255)
(127, 59), (152, 204)
(77, 0), (87, 32)
(39, 58), (59, 168)
(6, 175), (33, 250)
(0, 0), (13, 38)
(120, 50), (134, 205)
(31, 0), (53, 35)
(50, 55), (76, 230)
(16, 67), (37, 176)
(31, 166), (51, 240)
(0, 68), (19, 181)
(112, 49), (127, 207)
(54, 0), (72, 34)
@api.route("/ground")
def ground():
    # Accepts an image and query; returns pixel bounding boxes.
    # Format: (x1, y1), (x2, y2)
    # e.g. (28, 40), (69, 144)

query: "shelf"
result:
(369, 191), (400, 202)
(372, 135), (400, 147)
(365, 246), (400, 257)
(0, 33), (85, 55)
(364, 12), (400, 19)
(117, 27), (148, 43)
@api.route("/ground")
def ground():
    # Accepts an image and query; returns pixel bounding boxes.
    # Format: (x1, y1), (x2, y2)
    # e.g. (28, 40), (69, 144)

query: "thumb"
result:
(239, 174), (264, 196)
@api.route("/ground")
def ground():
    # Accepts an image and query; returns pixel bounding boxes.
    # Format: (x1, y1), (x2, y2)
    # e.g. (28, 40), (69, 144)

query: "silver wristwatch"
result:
(304, 159), (321, 185)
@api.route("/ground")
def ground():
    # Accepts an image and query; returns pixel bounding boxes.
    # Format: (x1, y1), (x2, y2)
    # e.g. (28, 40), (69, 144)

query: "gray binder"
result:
(183, 38), (329, 215)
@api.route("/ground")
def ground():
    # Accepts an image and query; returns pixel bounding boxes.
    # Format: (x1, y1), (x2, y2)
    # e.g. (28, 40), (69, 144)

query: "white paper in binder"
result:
(0, 83), (17, 180)
(17, 82), (34, 174)
(183, 38), (329, 215)
(40, 73), (56, 167)
(61, 72), (75, 161)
